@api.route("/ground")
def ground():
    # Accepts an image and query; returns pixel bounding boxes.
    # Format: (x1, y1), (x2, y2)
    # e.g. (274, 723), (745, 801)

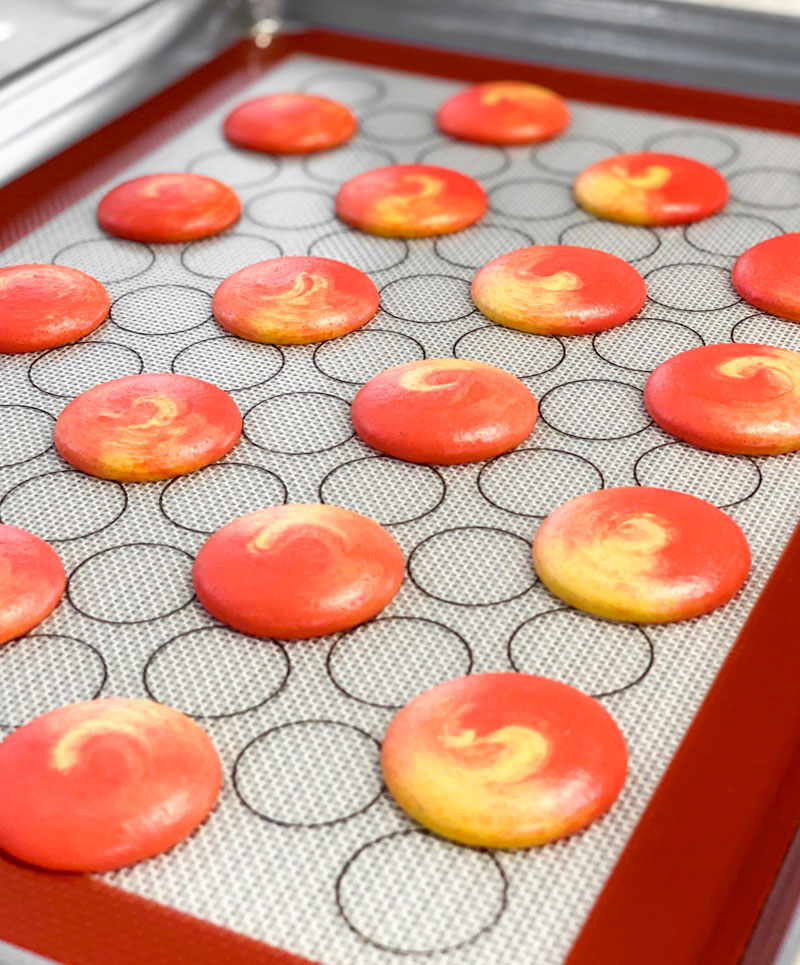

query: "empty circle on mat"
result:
(644, 263), (740, 312)
(303, 143), (395, 186)
(593, 317), (704, 372)
(313, 328), (425, 385)
(434, 224), (533, 269)
(0, 471), (126, 541)
(246, 188), (334, 229)
(642, 129), (739, 168)
(0, 635), (106, 728)
(558, 220), (659, 263)
(453, 325), (564, 377)
(0, 406), (54, 467)
(380, 274), (472, 322)
(532, 135), (624, 176)
(187, 148), (280, 187)
(728, 168), (800, 208)
(308, 229), (408, 272)
(328, 617), (472, 708)
(111, 284), (211, 335)
(301, 71), (386, 108)
(684, 213), (783, 258)
(234, 721), (382, 826)
(539, 380), (650, 439)
(508, 609), (652, 697)
(172, 336), (283, 391)
(489, 179), (575, 219)
(28, 342), (143, 398)
(53, 238), (154, 284)
(634, 442), (761, 508)
(319, 457), (444, 524)
(408, 526), (534, 605)
(732, 313), (800, 352)
(244, 392), (353, 453)
(360, 106), (437, 143)
(417, 142), (509, 179)
(144, 627), (289, 718)
(336, 831), (507, 954)
(478, 448), (603, 517)
(160, 463), (287, 533)
(181, 234), (283, 279)
(68, 543), (194, 624)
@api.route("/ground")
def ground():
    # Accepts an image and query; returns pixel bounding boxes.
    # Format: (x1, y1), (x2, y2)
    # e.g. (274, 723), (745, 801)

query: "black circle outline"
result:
(232, 719), (383, 828)
(731, 311), (800, 344)
(632, 441), (763, 510)
(52, 238), (156, 284)
(245, 186), (336, 231)
(452, 324), (565, 378)
(186, 147), (281, 189)
(307, 227), (410, 272)
(66, 542), (195, 625)
(171, 335), (285, 392)
(434, 222), (534, 270)
(728, 166), (800, 210)
(242, 391), (355, 455)
(180, 232), (285, 280)
(683, 212), (785, 258)
(379, 273), (475, 324)
(28, 341), (145, 400)
(109, 283), (213, 336)
(488, 177), (577, 220)
(335, 829), (509, 956)
(591, 317), (706, 373)
(641, 128), (741, 168)
(416, 142), (512, 180)
(531, 135), (625, 177)
(301, 143), (397, 187)
(299, 69), (388, 108)
(477, 447), (605, 518)
(312, 329), (426, 386)
(407, 525), (537, 607)
(558, 218), (661, 264)
(643, 262), (742, 313)
(358, 104), (439, 145)
(538, 378), (652, 441)
(143, 625), (290, 719)
(0, 404), (56, 468)
(326, 615), (473, 709)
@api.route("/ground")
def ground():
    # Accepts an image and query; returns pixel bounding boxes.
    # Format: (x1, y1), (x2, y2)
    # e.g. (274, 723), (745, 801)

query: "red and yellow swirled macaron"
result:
(97, 173), (240, 243)
(574, 152), (728, 225)
(382, 673), (627, 849)
(732, 233), (800, 322)
(471, 245), (646, 336)
(54, 373), (242, 482)
(0, 524), (65, 645)
(224, 92), (356, 154)
(533, 486), (750, 623)
(351, 358), (538, 464)
(645, 343), (800, 455)
(335, 164), (487, 238)
(212, 256), (379, 345)
(0, 264), (109, 353)
(436, 80), (569, 145)
(193, 504), (404, 639)
(0, 698), (221, 871)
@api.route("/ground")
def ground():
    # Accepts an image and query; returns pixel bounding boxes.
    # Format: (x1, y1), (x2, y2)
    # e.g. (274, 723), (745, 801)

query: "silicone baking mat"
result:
(2, 51), (800, 965)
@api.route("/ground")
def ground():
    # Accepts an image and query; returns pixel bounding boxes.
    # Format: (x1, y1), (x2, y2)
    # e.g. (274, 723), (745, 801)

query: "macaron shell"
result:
(0, 524), (65, 645)
(471, 245), (647, 336)
(97, 174), (241, 243)
(645, 342), (800, 455)
(54, 373), (242, 482)
(224, 93), (356, 154)
(732, 232), (800, 322)
(0, 698), (221, 871)
(192, 504), (405, 639)
(351, 358), (538, 464)
(573, 152), (728, 225)
(0, 264), (109, 353)
(381, 673), (627, 849)
(335, 164), (487, 238)
(436, 81), (569, 145)
(212, 256), (379, 345)
(533, 486), (750, 623)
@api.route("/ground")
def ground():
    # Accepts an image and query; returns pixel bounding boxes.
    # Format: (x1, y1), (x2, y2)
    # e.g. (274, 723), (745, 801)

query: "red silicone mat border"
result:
(2, 28), (800, 965)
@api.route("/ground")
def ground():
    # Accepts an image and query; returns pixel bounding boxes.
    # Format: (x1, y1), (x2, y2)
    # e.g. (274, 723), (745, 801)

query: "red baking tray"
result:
(2, 27), (800, 965)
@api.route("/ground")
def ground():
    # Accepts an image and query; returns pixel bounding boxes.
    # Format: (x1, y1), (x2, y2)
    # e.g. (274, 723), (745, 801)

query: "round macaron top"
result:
(436, 80), (569, 145)
(212, 256), (379, 345)
(0, 524), (65, 645)
(0, 264), (109, 353)
(97, 173), (241, 243)
(573, 152), (728, 225)
(732, 232), (800, 322)
(645, 342), (800, 455)
(381, 672), (627, 849)
(54, 373), (242, 482)
(192, 504), (405, 639)
(335, 164), (487, 238)
(351, 358), (538, 464)
(471, 245), (647, 336)
(533, 486), (750, 623)
(223, 92), (357, 154)
(0, 697), (221, 871)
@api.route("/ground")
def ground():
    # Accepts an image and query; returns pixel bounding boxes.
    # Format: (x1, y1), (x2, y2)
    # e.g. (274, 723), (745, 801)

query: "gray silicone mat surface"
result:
(2, 52), (800, 965)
